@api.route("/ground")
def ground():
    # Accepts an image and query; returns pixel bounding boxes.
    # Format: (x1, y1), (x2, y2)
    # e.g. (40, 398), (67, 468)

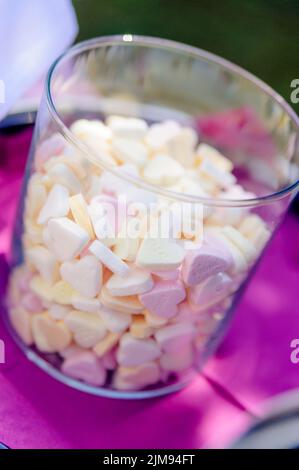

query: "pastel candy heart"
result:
(154, 323), (195, 352)
(51, 280), (77, 305)
(116, 333), (161, 367)
(107, 115), (148, 140)
(222, 225), (257, 262)
(21, 291), (43, 313)
(9, 307), (33, 345)
(46, 217), (90, 261)
(151, 269), (179, 281)
(171, 301), (200, 324)
(205, 227), (247, 274)
(136, 237), (185, 271)
(27, 245), (59, 283)
(145, 120), (181, 150)
(189, 272), (232, 309)
(71, 119), (112, 141)
(62, 351), (106, 386)
(48, 303), (70, 320)
(26, 175), (47, 219)
(69, 193), (95, 239)
(106, 268), (153, 297)
(44, 154), (87, 180)
(60, 255), (102, 298)
(143, 154), (184, 186)
(113, 362), (161, 391)
(30, 276), (53, 302)
(71, 296), (101, 314)
(47, 162), (81, 195)
(100, 286), (143, 314)
(59, 343), (85, 359)
(32, 313), (72, 353)
(113, 235), (140, 262)
(65, 310), (107, 348)
(139, 280), (186, 318)
(89, 240), (129, 276)
(99, 306), (131, 333)
(93, 332), (120, 357)
(35, 133), (65, 172)
(130, 315), (154, 339)
(160, 344), (193, 372)
(37, 184), (69, 225)
(112, 137), (148, 167)
(181, 238), (232, 286)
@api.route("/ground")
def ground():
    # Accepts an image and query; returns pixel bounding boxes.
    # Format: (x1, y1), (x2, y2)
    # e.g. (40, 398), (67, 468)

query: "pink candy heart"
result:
(182, 238), (232, 286)
(62, 351), (106, 386)
(139, 280), (186, 318)
(189, 272), (232, 309)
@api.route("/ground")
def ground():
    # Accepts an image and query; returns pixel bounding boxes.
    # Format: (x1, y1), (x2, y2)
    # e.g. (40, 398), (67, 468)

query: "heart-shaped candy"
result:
(65, 310), (107, 348)
(113, 362), (161, 390)
(46, 217), (90, 261)
(154, 322), (195, 352)
(136, 237), (185, 271)
(182, 238), (232, 286)
(106, 268), (153, 297)
(189, 272), (232, 309)
(139, 280), (186, 318)
(31, 313), (72, 353)
(62, 351), (106, 386)
(37, 184), (69, 225)
(60, 255), (102, 298)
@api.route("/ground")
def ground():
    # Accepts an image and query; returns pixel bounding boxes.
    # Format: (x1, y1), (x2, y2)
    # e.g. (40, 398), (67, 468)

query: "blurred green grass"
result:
(73, 0), (299, 112)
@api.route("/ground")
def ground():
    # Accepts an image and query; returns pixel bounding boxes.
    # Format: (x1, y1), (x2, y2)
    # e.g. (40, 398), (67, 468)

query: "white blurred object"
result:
(0, 0), (78, 121)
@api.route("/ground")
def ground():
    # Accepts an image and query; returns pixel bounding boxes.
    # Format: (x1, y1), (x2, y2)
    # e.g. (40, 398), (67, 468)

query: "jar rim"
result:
(46, 34), (299, 208)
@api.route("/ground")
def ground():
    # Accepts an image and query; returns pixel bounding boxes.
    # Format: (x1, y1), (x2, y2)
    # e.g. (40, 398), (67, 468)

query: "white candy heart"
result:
(106, 268), (153, 297)
(136, 237), (185, 271)
(60, 255), (102, 298)
(37, 184), (69, 225)
(112, 138), (148, 167)
(143, 154), (184, 186)
(71, 296), (102, 314)
(106, 115), (148, 140)
(145, 120), (181, 150)
(46, 217), (90, 261)
(47, 163), (81, 195)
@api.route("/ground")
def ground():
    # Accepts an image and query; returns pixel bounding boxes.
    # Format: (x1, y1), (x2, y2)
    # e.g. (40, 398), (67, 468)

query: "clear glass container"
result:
(6, 35), (299, 398)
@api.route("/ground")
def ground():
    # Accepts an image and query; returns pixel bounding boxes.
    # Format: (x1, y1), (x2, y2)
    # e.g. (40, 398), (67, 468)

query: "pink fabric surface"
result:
(205, 214), (299, 415)
(0, 127), (298, 448)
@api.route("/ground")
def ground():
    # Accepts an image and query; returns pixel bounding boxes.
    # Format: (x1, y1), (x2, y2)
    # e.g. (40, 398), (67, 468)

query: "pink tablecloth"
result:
(0, 127), (298, 449)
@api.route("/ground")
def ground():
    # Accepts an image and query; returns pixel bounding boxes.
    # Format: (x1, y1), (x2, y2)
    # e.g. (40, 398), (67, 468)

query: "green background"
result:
(73, 0), (299, 112)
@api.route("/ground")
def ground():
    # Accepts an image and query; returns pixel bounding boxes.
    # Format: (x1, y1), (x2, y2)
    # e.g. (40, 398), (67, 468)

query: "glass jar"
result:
(6, 35), (299, 398)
